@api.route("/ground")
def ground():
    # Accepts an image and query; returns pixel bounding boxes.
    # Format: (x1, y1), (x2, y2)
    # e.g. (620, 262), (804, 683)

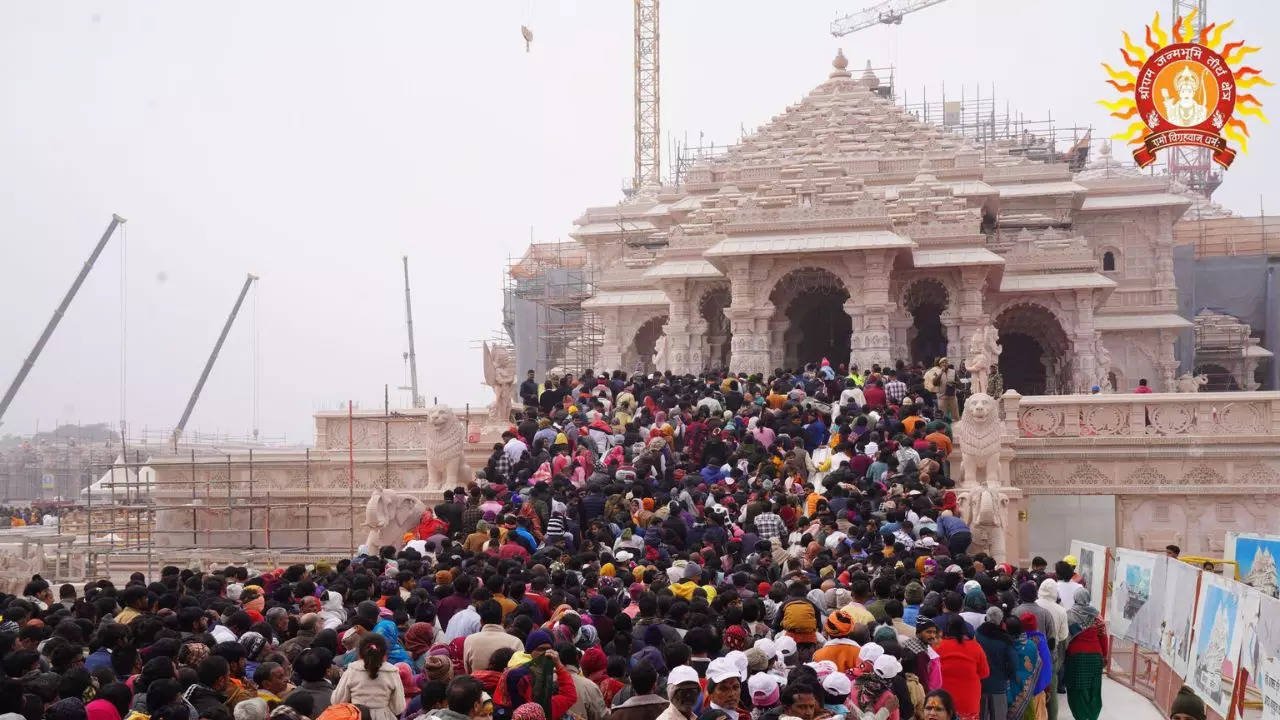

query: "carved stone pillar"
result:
(597, 308), (624, 371)
(1157, 328), (1181, 391)
(848, 250), (894, 369)
(687, 318), (709, 374)
(772, 320), (791, 371)
(1072, 290), (1100, 393)
(890, 317), (912, 363)
(728, 305), (774, 375)
(661, 281), (694, 375)
(943, 313), (962, 365)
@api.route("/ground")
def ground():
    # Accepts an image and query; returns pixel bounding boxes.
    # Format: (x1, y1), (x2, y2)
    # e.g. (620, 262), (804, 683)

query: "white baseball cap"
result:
(706, 656), (741, 684)
(859, 642), (884, 664)
(748, 672), (781, 701)
(774, 635), (797, 659)
(874, 654), (903, 679)
(753, 638), (777, 660)
(821, 671), (852, 697)
(666, 664), (699, 693)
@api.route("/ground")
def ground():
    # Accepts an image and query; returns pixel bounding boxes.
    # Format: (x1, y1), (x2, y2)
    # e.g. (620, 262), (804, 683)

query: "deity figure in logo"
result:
(1161, 64), (1210, 126)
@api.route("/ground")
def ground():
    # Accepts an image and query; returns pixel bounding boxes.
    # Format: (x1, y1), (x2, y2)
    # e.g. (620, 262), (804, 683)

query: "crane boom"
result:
(171, 273), (258, 449)
(633, 0), (660, 191)
(402, 256), (422, 408)
(0, 214), (126, 427)
(831, 0), (950, 36)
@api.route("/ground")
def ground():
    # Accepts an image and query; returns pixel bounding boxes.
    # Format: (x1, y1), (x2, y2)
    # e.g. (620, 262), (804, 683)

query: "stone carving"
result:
(955, 486), (1012, 561)
(425, 404), (467, 490)
(1175, 373), (1209, 393)
(964, 325), (1001, 396)
(363, 488), (426, 552)
(482, 342), (516, 427)
(1066, 462), (1109, 486)
(955, 393), (1004, 489)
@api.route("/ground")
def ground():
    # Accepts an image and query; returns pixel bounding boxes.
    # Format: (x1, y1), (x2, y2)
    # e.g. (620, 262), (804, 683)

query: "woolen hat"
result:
(1019, 581), (1039, 603)
(903, 581), (924, 605)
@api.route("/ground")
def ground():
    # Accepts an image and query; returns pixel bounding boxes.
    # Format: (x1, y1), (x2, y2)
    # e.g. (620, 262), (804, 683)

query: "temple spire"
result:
(830, 49), (851, 79)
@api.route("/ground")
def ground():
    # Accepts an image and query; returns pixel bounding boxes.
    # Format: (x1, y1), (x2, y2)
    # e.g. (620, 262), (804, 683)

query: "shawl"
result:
(1007, 634), (1043, 720)
(854, 669), (892, 712)
(373, 618), (412, 664)
(1066, 589), (1100, 642)
(498, 656), (558, 720)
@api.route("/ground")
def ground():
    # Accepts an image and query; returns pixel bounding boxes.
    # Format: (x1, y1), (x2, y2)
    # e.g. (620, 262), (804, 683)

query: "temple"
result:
(570, 51), (1200, 394)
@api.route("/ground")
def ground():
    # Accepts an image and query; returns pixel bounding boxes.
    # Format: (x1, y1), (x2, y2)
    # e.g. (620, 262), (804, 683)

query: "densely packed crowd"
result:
(0, 361), (1205, 720)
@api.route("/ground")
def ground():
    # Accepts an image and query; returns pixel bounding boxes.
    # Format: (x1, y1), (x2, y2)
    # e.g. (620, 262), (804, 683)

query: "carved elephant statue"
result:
(363, 488), (426, 552)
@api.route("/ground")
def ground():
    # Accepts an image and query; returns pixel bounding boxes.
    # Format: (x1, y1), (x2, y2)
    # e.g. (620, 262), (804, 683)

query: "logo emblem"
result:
(1100, 11), (1270, 168)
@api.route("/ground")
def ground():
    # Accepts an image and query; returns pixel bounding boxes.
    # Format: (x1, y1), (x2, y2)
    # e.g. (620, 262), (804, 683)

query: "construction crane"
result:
(633, 0), (660, 192)
(401, 256), (423, 408)
(0, 214), (126, 428)
(831, 0), (950, 36)
(170, 273), (258, 449)
(1167, 0), (1219, 197)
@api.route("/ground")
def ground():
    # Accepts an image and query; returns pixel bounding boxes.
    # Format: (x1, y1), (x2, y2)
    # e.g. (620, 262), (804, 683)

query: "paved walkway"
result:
(1057, 677), (1165, 720)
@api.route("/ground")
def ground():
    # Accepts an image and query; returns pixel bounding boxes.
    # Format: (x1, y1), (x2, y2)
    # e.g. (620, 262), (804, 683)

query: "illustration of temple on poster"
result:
(1244, 549), (1279, 598)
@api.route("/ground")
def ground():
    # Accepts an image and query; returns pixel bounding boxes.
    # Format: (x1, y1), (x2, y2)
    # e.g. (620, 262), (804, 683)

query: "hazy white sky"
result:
(1, 0), (1275, 444)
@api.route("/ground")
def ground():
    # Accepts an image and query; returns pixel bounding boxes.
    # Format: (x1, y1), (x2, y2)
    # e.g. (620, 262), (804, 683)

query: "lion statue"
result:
(956, 392), (1004, 489)
(364, 488), (426, 551)
(425, 404), (467, 490)
(1175, 373), (1208, 393)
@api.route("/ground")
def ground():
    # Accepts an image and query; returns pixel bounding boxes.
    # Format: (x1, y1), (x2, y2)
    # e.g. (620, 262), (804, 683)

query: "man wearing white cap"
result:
(820, 671), (853, 716)
(658, 665), (701, 720)
(705, 656), (748, 719)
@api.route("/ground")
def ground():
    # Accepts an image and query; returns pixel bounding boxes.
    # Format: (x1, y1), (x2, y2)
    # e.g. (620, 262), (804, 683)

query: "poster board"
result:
(1112, 548), (1166, 650)
(1162, 559), (1201, 678)
(1243, 594), (1280, 697)
(1261, 657), (1280, 720)
(1070, 539), (1109, 615)
(1226, 532), (1280, 598)
(1187, 573), (1250, 716)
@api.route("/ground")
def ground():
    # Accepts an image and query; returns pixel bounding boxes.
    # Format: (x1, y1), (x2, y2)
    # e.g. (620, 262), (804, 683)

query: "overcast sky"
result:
(1, 0), (1275, 444)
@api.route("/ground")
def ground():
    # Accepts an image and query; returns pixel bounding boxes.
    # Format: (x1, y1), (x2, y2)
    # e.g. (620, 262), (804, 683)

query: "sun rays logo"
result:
(1100, 11), (1271, 168)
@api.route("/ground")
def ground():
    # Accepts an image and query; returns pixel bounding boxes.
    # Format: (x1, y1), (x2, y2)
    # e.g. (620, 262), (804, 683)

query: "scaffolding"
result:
(504, 241), (603, 375)
(898, 83), (1093, 169)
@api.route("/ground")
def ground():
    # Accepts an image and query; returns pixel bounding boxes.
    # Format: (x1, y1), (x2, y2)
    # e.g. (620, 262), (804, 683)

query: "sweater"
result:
(974, 623), (1018, 694)
(937, 637), (990, 716)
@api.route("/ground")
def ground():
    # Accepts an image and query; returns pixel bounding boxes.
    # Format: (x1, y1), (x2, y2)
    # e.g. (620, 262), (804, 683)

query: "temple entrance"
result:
(625, 315), (668, 373)
(699, 287), (731, 371)
(771, 268), (851, 370)
(904, 278), (950, 365)
(995, 303), (1071, 395)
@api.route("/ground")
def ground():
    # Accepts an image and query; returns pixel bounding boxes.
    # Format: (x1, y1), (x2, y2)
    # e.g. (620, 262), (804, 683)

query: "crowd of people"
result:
(0, 361), (1207, 720)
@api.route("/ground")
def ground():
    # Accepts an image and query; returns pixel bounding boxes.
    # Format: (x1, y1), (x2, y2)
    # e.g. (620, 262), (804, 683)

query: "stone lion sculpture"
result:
(425, 404), (467, 490)
(1175, 373), (1208, 393)
(956, 392), (1004, 489)
(364, 488), (426, 551)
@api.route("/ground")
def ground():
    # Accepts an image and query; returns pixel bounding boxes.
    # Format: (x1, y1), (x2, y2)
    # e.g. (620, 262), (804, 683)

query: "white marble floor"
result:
(1056, 678), (1166, 720)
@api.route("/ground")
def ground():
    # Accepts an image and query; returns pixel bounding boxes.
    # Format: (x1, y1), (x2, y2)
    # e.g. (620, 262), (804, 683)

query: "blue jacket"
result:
(975, 623), (1018, 693)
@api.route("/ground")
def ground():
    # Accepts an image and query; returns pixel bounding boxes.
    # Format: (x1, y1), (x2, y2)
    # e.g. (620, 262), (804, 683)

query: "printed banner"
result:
(1226, 532), (1280, 598)
(1111, 548), (1166, 650)
(1262, 657), (1280, 720)
(1187, 573), (1251, 716)
(1070, 539), (1109, 616)
(1161, 559), (1201, 678)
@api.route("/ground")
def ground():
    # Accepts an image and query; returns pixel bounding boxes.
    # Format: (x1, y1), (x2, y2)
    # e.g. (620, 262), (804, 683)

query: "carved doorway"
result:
(995, 303), (1071, 395)
(699, 287), (732, 371)
(770, 268), (851, 370)
(625, 315), (668, 373)
(904, 278), (950, 365)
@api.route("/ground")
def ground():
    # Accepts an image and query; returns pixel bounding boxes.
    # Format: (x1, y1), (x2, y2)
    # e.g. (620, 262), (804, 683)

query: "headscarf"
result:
(963, 587), (988, 612)
(724, 625), (749, 651)
(575, 624), (599, 651)
(179, 641), (211, 667)
(1066, 588), (1101, 641)
(405, 622), (435, 658)
(524, 629), (554, 653)
(85, 699), (121, 720)
(513, 703), (546, 720)
(424, 655), (454, 684)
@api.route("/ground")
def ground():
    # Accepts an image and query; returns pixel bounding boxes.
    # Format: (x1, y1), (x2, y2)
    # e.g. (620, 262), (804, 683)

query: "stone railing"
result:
(1002, 390), (1280, 439)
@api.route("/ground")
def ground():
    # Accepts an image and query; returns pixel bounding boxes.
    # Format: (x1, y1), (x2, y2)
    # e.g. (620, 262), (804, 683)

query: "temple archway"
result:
(625, 315), (668, 373)
(770, 267), (851, 370)
(903, 278), (950, 365)
(699, 287), (732, 371)
(995, 303), (1071, 395)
